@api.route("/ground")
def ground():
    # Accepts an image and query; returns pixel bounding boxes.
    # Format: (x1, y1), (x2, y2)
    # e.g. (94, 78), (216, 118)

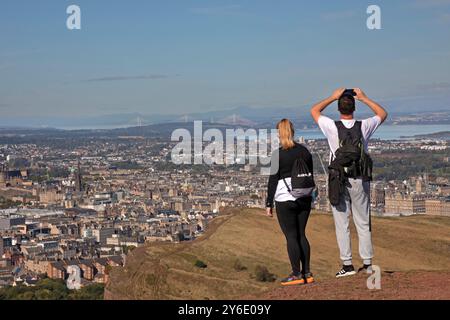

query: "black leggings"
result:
(275, 199), (312, 275)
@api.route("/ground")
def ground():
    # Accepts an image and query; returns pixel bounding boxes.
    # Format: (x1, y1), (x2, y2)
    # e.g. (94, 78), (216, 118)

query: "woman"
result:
(266, 119), (314, 286)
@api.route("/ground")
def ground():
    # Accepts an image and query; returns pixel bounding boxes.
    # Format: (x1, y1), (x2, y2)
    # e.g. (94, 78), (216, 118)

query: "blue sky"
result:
(1, 0), (450, 120)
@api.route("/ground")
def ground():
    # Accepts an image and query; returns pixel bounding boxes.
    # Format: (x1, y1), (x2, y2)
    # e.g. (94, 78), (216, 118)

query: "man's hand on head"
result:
(331, 88), (346, 101)
(353, 88), (368, 102)
(310, 88), (345, 123)
(353, 88), (388, 122)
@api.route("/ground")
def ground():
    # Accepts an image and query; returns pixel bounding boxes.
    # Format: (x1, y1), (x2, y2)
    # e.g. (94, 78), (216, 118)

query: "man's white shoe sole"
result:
(336, 271), (357, 278)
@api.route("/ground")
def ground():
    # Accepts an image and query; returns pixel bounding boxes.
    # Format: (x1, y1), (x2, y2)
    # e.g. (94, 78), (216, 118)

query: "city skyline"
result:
(1, 1), (450, 304)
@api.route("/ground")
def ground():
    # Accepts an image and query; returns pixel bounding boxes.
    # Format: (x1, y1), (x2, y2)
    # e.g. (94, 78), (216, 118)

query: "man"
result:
(310, 88), (388, 277)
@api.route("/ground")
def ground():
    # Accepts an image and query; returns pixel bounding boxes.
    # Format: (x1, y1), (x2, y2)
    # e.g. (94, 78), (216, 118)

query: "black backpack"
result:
(283, 156), (315, 198)
(328, 121), (373, 206)
(334, 121), (372, 180)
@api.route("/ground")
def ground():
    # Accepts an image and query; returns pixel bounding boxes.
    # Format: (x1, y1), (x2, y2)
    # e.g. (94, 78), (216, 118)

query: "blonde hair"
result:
(277, 119), (295, 150)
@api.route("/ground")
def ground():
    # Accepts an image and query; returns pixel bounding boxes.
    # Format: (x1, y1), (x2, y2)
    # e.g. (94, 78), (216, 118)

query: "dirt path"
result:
(252, 271), (450, 300)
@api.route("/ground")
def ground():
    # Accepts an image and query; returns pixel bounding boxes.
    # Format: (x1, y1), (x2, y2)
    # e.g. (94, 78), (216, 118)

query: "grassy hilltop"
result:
(105, 208), (450, 300)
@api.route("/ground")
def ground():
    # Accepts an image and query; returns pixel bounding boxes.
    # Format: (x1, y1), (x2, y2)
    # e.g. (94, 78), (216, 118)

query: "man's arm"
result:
(310, 88), (346, 123)
(354, 88), (388, 123)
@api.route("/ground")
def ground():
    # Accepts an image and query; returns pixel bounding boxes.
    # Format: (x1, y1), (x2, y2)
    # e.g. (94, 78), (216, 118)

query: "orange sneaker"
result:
(281, 273), (305, 286)
(304, 273), (315, 284)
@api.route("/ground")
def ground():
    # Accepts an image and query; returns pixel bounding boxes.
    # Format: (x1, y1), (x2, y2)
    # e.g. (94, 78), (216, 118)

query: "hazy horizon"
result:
(1, 0), (450, 124)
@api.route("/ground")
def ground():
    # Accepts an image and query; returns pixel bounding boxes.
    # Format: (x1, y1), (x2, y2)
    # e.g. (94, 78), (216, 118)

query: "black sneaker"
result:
(335, 265), (356, 278)
(358, 264), (373, 273)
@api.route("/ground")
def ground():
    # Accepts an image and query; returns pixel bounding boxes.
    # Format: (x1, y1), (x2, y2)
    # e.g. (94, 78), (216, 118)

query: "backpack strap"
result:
(282, 178), (291, 192)
(335, 120), (363, 147)
(354, 121), (364, 150)
(335, 121), (347, 147)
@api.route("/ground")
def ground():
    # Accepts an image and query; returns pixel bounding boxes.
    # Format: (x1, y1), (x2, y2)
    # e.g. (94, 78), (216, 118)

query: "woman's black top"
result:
(265, 142), (314, 208)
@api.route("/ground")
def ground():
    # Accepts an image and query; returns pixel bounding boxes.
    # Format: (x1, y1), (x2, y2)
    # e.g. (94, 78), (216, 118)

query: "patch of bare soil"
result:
(253, 271), (450, 300)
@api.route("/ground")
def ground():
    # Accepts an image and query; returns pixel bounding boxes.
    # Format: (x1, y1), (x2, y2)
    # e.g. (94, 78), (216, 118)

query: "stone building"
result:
(385, 193), (426, 215)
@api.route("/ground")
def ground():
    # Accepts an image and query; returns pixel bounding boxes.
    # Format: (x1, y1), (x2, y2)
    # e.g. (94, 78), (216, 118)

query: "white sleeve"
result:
(362, 116), (382, 140)
(317, 115), (336, 140)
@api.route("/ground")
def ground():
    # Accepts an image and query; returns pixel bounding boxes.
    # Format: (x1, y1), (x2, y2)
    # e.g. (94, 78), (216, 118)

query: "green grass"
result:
(0, 278), (105, 300)
(106, 208), (450, 300)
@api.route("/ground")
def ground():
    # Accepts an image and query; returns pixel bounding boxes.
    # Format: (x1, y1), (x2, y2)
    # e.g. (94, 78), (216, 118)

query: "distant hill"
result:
(2, 104), (448, 130)
(105, 208), (450, 300)
(403, 131), (450, 140)
(0, 122), (254, 144)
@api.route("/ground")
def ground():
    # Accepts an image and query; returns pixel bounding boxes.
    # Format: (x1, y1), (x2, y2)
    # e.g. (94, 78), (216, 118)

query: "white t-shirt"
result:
(318, 115), (382, 161)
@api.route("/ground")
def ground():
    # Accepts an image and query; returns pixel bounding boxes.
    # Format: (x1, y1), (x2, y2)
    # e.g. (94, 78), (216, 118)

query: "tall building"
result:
(416, 177), (425, 194)
(0, 164), (5, 187)
(75, 159), (83, 192)
(371, 183), (385, 213)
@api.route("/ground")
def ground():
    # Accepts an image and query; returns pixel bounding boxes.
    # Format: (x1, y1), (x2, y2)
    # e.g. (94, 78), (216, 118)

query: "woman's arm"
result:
(266, 173), (279, 209)
(266, 150), (280, 209)
(308, 152), (314, 176)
